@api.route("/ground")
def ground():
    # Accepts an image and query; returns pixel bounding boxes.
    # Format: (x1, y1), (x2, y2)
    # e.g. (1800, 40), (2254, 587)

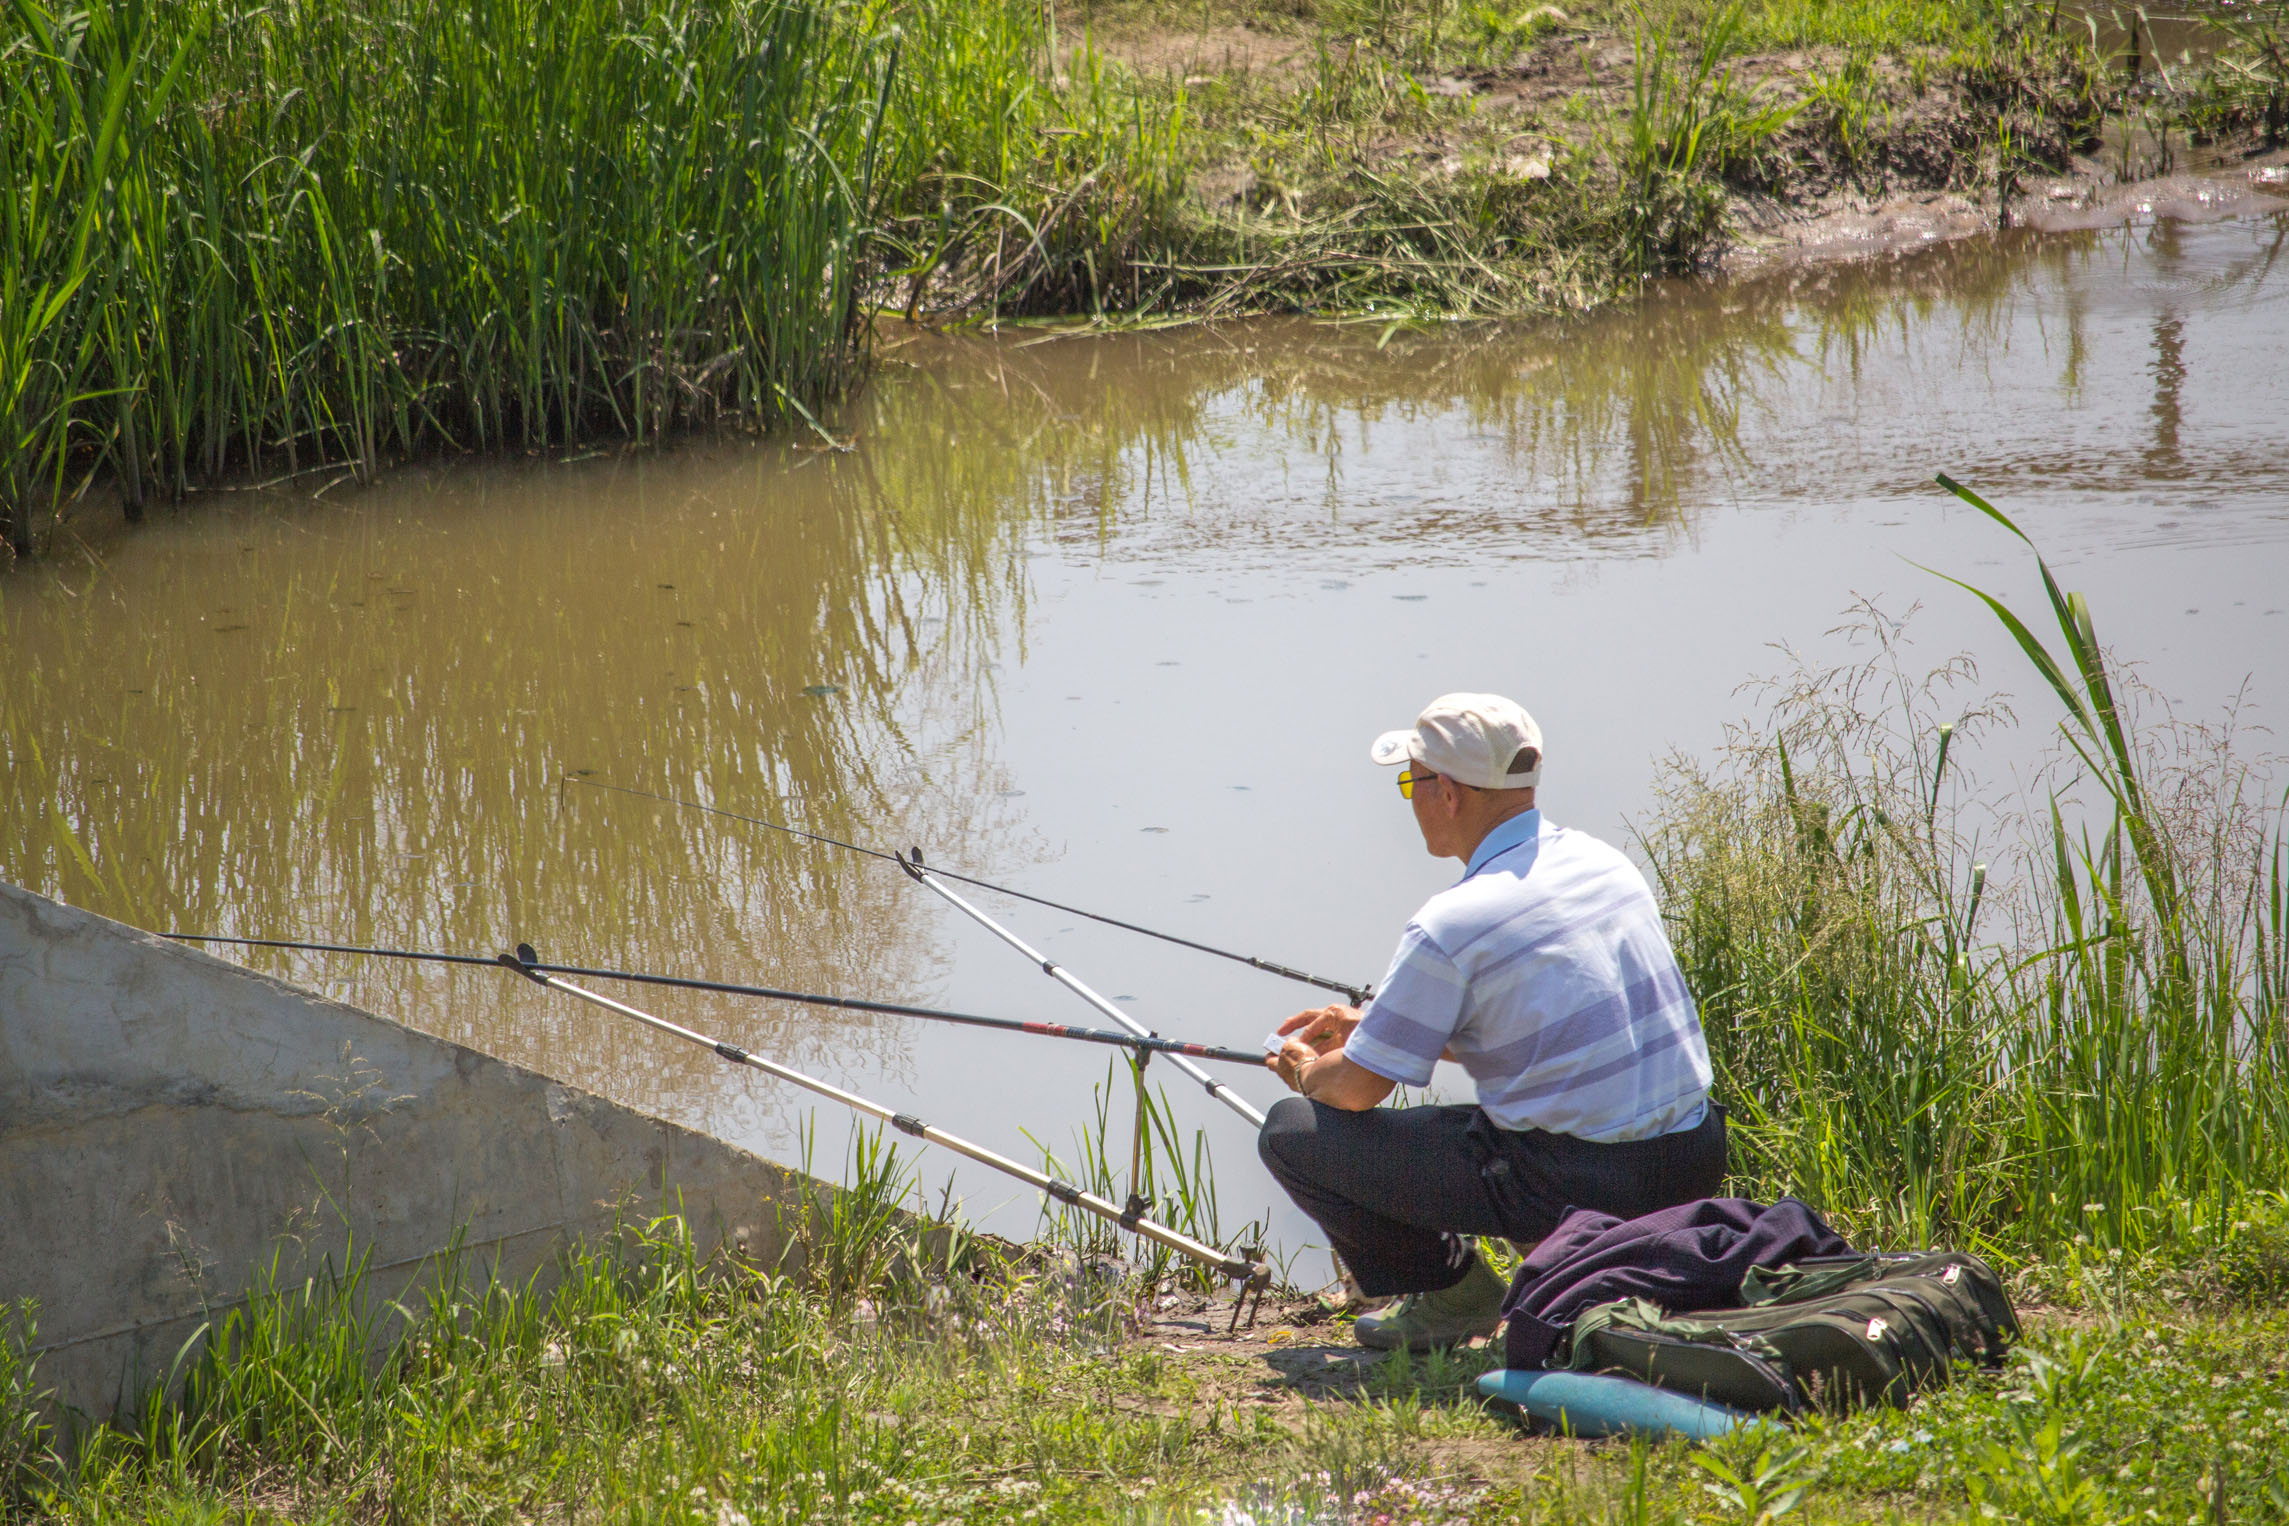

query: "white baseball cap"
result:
(1370, 693), (1544, 789)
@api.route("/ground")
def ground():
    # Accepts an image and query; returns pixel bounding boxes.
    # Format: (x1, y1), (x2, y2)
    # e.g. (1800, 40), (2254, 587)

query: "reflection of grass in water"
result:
(6, 220), (2263, 1120)
(0, 444), (1043, 1112)
(877, 229), (2093, 539)
(1644, 496), (2288, 1264)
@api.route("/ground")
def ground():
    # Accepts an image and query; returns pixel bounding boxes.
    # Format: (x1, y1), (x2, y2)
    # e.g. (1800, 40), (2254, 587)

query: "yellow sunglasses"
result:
(1396, 766), (1439, 800)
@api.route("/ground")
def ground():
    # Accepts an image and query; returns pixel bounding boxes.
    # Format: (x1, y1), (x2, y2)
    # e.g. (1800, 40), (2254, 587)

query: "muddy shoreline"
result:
(1726, 147), (2289, 270)
(1001, 7), (2289, 314)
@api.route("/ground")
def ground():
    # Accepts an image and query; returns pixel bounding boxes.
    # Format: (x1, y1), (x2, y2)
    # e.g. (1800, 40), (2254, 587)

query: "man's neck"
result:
(1454, 798), (1538, 865)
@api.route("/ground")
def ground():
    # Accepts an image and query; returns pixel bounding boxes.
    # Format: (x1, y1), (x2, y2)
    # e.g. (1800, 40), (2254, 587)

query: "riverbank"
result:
(8, 1210), (2288, 1523)
(7, 534), (2287, 1521)
(5, 0), (2283, 556)
(885, 0), (2289, 319)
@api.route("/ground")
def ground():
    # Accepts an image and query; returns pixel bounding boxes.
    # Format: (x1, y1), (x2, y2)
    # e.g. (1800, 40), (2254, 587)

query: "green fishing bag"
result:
(1562, 1252), (2019, 1413)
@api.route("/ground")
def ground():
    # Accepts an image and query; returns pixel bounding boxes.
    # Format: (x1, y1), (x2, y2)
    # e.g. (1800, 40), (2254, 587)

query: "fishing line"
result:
(495, 943), (1269, 1305)
(562, 776), (1371, 1005)
(159, 933), (1270, 1066)
(898, 849), (1269, 1129)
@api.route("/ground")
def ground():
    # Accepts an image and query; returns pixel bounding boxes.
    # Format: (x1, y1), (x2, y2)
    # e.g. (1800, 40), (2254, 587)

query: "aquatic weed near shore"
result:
(1644, 483), (2289, 1267)
(0, 0), (902, 554)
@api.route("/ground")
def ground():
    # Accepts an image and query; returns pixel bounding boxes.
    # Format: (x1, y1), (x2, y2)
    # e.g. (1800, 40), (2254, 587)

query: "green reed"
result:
(1027, 1057), (1268, 1291)
(1601, 1), (1803, 277)
(2177, 0), (2289, 148)
(0, 0), (907, 554)
(791, 1117), (939, 1308)
(1645, 490), (2289, 1264)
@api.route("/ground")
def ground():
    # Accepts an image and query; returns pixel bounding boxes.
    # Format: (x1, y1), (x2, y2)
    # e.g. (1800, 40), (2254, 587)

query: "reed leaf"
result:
(1648, 544), (2285, 1260)
(0, 0), (922, 548)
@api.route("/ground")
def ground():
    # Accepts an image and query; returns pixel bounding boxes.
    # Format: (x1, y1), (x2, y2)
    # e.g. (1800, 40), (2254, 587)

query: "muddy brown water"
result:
(6, 210), (2286, 1277)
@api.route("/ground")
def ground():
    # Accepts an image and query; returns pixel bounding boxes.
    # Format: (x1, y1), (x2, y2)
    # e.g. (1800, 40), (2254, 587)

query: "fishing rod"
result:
(158, 933), (1271, 1067)
(496, 943), (1271, 1317)
(897, 849), (1268, 1131)
(564, 776), (1371, 1006)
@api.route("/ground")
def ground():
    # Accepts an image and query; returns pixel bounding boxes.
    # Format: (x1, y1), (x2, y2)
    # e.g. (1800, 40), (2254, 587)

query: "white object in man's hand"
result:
(1263, 1004), (1367, 1093)
(1277, 1003), (1364, 1054)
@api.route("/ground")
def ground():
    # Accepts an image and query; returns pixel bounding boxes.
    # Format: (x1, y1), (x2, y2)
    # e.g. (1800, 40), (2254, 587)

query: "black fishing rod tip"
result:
(897, 846), (926, 881)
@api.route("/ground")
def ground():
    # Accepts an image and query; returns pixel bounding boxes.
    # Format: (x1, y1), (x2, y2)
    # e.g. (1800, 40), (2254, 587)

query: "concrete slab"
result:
(0, 881), (814, 1420)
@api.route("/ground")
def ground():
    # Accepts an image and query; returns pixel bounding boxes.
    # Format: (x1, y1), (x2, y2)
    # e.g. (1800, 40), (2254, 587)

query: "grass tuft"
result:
(1643, 498), (2288, 1268)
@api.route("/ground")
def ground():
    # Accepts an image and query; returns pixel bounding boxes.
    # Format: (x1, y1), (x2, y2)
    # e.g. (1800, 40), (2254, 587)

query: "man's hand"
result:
(1276, 1003), (1362, 1055)
(1264, 1003), (1397, 1111)
(1266, 1004), (1361, 1092)
(1269, 1036), (1318, 1092)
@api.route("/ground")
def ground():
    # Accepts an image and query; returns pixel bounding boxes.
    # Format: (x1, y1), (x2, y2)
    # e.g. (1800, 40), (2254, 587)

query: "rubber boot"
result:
(1351, 1253), (1509, 1352)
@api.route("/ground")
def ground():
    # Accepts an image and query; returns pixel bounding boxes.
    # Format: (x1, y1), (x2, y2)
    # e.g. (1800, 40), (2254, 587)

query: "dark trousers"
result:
(1258, 1097), (1729, 1297)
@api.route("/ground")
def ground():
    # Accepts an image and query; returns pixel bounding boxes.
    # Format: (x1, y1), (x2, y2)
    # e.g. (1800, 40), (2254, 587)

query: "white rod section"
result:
(900, 857), (1269, 1130)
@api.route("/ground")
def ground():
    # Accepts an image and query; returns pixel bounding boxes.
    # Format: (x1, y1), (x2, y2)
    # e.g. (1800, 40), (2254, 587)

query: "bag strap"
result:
(1741, 1254), (1886, 1306)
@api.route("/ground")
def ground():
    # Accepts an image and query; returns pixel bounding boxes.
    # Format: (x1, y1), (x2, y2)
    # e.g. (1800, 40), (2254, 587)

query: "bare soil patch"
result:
(1096, 12), (2287, 291)
(1136, 1290), (1561, 1491)
(1076, 18), (1316, 80)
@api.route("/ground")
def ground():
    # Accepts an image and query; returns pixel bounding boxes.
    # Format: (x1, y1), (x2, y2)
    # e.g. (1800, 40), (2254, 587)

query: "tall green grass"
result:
(867, 11), (1190, 319)
(0, 0), (905, 554)
(1645, 486), (2289, 1264)
(1599, 2), (1804, 276)
(0, 1208), (1179, 1520)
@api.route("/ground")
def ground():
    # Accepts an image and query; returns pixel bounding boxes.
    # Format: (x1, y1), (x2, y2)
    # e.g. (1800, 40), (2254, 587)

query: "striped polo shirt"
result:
(1345, 810), (1712, 1143)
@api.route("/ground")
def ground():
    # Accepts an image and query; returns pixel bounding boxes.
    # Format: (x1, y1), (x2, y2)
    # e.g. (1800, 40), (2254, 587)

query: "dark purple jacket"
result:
(1501, 1196), (1852, 1369)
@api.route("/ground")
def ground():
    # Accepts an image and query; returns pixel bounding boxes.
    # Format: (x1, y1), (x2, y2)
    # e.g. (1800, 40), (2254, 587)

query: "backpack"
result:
(1559, 1251), (2019, 1413)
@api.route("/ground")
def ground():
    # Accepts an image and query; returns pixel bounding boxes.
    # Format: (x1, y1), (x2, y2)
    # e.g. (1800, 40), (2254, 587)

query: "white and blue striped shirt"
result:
(1345, 810), (1712, 1143)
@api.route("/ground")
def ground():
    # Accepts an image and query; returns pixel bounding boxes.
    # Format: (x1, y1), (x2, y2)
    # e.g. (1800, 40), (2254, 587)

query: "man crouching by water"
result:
(1260, 693), (1724, 1352)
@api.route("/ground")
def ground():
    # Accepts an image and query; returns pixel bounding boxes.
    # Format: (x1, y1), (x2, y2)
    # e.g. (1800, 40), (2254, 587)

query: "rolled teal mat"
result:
(1475, 1368), (1754, 1440)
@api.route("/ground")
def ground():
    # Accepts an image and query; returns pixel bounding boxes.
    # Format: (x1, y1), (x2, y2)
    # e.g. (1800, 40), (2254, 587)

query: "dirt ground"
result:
(1134, 1287), (1565, 1488)
(1076, 12), (2289, 279)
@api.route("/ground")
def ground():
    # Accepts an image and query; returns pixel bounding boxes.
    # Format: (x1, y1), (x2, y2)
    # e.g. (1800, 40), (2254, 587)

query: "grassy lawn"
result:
(9, 1215), (2289, 1523)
